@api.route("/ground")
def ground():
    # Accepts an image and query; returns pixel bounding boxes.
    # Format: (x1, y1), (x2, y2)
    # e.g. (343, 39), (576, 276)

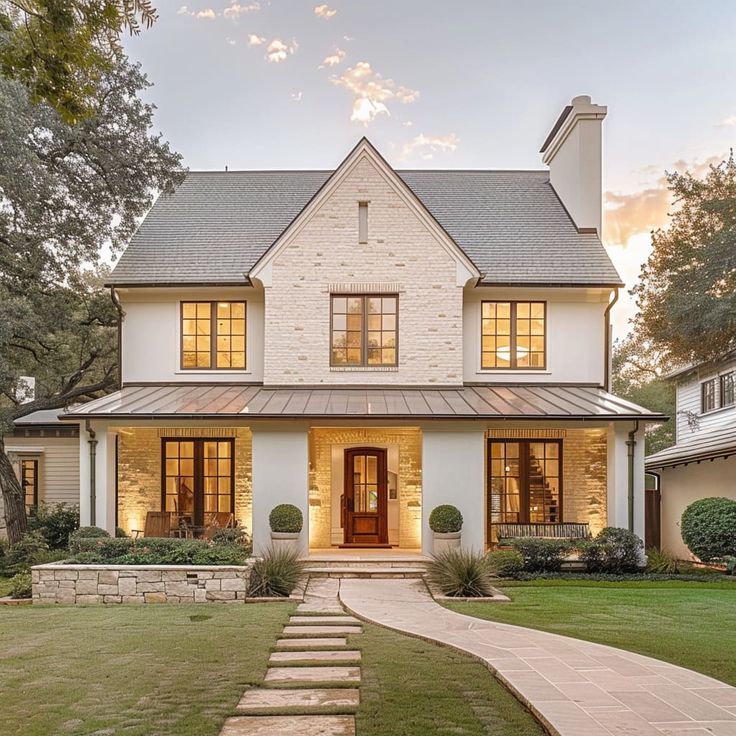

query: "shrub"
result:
(427, 548), (495, 597)
(28, 503), (80, 549)
(580, 527), (643, 573)
(9, 571), (32, 599)
(115, 527), (129, 538)
(486, 549), (524, 578)
(68, 526), (110, 549)
(428, 505), (463, 534)
(68, 537), (133, 557)
(681, 497), (736, 562)
(212, 526), (252, 551)
(248, 546), (305, 597)
(0, 531), (51, 575)
(269, 504), (303, 534)
(511, 537), (571, 572)
(726, 556), (736, 576)
(645, 547), (680, 574)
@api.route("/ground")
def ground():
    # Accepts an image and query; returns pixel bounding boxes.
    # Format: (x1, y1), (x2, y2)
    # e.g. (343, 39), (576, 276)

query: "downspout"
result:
(85, 420), (97, 526)
(110, 287), (124, 386)
(626, 420), (639, 532)
(603, 287), (620, 391)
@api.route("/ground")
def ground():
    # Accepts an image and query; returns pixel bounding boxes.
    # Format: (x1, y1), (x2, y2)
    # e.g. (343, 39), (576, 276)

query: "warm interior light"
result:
(496, 346), (529, 359)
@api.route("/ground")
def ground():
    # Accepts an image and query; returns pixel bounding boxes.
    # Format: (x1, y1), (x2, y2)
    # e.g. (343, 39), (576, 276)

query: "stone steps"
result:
(304, 565), (426, 579)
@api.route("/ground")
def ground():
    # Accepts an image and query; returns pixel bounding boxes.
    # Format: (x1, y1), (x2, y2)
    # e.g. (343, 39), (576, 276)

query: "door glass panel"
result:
(203, 441), (233, 519)
(351, 452), (380, 514)
(163, 441), (195, 516)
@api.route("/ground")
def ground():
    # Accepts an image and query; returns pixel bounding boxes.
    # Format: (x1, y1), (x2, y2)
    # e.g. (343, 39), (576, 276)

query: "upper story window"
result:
(481, 301), (546, 369)
(721, 373), (735, 407)
(701, 378), (717, 413)
(181, 301), (246, 370)
(331, 295), (398, 367)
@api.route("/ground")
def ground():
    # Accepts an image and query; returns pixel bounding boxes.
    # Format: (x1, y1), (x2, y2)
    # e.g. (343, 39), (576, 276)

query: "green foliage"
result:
(9, 571), (32, 599)
(726, 557), (736, 576)
(0, 530), (65, 574)
(681, 497), (736, 561)
(579, 527), (643, 573)
(428, 504), (463, 534)
(115, 527), (128, 538)
(510, 538), (571, 572)
(248, 546), (305, 597)
(486, 549), (524, 578)
(27, 502), (80, 549)
(427, 548), (496, 597)
(632, 153), (736, 365)
(646, 547), (681, 574)
(211, 526), (252, 552)
(508, 571), (732, 583)
(68, 526), (110, 545)
(68, 536), (132, 558)
(268, 504), (303, 534)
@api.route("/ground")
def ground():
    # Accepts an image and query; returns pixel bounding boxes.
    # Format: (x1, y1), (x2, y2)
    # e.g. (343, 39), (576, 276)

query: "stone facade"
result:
(263, 155), (466, 385)
(32, 563), (252, 604)
(308, 427), (422, 549)
(116, 426), (252, 536)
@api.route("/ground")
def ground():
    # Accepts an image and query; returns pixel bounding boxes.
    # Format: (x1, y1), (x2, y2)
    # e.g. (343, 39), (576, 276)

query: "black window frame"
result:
(720, 373), (735, 408)
(701, 378), (717, 413)
(21, 458), (39, 510)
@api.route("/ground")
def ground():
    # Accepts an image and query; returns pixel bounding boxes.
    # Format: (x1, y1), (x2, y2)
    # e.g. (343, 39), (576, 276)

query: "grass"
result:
(354, 621), (543, 736)
(0, 603), (293, 736)
(444, 579), (736, 687)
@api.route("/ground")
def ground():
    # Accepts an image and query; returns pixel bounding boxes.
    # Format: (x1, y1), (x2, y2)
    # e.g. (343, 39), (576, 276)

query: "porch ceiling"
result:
(62, 384), (667, 422)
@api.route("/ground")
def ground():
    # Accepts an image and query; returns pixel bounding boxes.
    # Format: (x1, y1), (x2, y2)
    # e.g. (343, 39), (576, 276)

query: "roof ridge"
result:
(183, 168), (550, 175)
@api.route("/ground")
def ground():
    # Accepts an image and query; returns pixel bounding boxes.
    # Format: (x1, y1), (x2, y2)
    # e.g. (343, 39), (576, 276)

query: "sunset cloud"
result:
(314, 4), (337, 19)
(319, 48), (346, 68)
(330, 61), (419, 125)
(715, 114), (736, 128)
(401, 133), (459, 160)
(223, 2), (260, 19)
(247, 33), (265, 45)
(265, 38), (298, 63)
(177, 5), (216, 18)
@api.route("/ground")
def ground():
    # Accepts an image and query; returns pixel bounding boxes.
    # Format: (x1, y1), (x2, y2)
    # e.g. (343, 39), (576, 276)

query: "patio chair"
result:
(202, 512), (235, 541)
(132, 511), (172, 539)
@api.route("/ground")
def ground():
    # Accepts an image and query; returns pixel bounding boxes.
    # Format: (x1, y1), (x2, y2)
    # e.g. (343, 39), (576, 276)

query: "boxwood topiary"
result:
(269, 504), (303, 534)
(429, 504), (463, 534)
(681, 497), (736, 562)
(511, 537), (571, 572)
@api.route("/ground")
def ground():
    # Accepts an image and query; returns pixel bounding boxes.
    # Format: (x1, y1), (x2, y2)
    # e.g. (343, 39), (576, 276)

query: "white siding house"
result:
(60, 96), (664, 555)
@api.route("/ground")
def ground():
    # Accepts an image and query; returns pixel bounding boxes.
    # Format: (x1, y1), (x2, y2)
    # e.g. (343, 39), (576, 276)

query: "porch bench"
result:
(496, 522), (590, 545)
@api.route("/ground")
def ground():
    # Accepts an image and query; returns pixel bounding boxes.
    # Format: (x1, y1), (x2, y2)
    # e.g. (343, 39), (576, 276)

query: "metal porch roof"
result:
(62, 384), (666, 422)
(646, 426), (736, 469)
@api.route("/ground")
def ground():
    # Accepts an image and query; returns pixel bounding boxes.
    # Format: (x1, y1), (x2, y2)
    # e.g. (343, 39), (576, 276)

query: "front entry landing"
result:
(341, 447), (389, 547)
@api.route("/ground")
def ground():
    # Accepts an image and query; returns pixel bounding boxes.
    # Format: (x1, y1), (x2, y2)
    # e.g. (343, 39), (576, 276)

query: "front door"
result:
(343, 447), (388, 546)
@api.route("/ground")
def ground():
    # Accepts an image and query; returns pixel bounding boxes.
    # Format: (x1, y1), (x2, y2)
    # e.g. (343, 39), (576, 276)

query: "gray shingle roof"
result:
(109, 169), (622, 286)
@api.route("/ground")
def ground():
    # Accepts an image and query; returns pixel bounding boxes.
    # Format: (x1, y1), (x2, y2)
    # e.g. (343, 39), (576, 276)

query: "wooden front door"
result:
(343, 447), (388, 546)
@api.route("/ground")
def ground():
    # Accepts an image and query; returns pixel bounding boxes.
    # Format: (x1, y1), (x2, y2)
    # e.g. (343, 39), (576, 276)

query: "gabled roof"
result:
(109, 143), (622, 287)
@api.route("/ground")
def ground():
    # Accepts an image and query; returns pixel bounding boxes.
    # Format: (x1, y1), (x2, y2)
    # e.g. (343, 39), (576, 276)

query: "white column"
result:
(251, 425), (309, 555)
(78, 422), (92, 526)
(94, 427), (117, 534)
(422, 428), (486, 556)
(606, 422), (646, 541)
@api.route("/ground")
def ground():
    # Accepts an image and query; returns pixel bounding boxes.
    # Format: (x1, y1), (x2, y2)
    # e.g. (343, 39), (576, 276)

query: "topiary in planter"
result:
(269, 504), (303, 534)
(681, 497), (736, 562)
(428, 504), (463, 534)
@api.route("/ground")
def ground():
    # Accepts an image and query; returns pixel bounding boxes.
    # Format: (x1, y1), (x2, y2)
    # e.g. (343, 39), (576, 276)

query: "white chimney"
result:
(540, 95), (607, 235)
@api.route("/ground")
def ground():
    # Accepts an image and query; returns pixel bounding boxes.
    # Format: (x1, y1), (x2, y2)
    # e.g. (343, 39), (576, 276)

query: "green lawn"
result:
(444, 580), (736, 687)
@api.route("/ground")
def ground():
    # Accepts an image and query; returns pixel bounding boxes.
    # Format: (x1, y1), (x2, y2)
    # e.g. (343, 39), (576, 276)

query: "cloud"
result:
(247, 33), (265, 45)
(225, 36), (236, 45)
(265, 38), (298, 63)
(223, 2), (260, 18)
(177, 5), (190, 14)
(401, 133), (459, 160)
(319, 48), (345, 68)
(330, 61), (419, 125)
(402, 121), (413, 127)
(715, 115), (736, 128)
(314, 4), (337, 18)
(177, 5), (217, 18)
(291, 91), (303, 102)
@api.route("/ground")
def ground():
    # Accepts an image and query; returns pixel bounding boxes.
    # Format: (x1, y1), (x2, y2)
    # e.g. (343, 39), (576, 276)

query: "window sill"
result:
(476, 370), (551, 376)
(330, 366), (399, 372)
(174, 370), (251, 375)
(699, 405), (734, 418)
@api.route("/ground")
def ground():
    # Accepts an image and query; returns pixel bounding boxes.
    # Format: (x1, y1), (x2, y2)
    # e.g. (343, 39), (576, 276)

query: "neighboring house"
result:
(646, 355), (736, 558)
(60, 95), (665, 555)
(0, 410), (80, 536)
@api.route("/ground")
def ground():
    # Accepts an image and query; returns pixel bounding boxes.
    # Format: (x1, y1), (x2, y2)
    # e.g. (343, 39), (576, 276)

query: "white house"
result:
(61, 95), (665, 555)
(646, 354), (736, 558)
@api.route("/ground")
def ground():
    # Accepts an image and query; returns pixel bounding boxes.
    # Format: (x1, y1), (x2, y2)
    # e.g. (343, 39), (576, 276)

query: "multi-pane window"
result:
(481, 301), (545, 369)
(181, 302), (246, 370)
(330, 295), (398, 366)
(720, 373), (735, 407)
(701, 378), (717, 413)
(488, 440), (562, 538)
(21, 459), (38, 510)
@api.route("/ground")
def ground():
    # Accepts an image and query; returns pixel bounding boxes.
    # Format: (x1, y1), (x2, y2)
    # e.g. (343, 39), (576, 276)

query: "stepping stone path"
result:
(220, 579), (362, 736)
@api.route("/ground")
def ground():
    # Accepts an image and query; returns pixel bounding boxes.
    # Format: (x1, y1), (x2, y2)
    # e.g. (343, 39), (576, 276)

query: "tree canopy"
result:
(633, 154), (736, 367)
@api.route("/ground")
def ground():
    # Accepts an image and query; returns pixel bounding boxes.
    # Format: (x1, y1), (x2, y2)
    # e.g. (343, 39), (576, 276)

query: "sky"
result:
(122, 0), (736, 338)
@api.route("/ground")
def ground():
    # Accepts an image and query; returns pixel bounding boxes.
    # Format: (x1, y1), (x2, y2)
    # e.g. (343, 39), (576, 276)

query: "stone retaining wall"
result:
(32, 563), (253, 604)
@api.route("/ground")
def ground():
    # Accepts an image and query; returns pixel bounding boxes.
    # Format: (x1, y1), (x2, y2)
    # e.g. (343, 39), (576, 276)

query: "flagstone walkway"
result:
(340, 578), (736, 736)
(220, 579), (360, 736)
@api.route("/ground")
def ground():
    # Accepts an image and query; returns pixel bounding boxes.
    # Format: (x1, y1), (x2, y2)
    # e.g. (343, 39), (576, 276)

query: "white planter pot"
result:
(433, 531), (461, 556)
(270, 531), (300, 555)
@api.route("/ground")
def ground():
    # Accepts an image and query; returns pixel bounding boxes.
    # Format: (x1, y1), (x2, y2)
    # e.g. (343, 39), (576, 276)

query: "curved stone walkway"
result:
(340, 578), (736, 736)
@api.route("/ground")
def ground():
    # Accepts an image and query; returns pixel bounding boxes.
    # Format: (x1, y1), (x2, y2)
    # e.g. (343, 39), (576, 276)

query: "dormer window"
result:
(181, 301), (246, 370)
(481, 301), (546, 369)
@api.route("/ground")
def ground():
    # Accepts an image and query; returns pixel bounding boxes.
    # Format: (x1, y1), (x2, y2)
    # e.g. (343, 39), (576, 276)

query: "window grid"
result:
(720, 373), (735, 408)
(701, 379), (717, 413)
(21, 459), (38, 510)
(331, 295), (398, 367)
(481, 301), (546, 370)
(181, 302), (246, 370)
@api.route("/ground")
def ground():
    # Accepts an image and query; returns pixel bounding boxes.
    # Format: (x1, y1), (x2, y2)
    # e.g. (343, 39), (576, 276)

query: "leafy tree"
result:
(0, 63), (184, 544)
(633, 154), (736, 366)
(612, 336), (675, 455)
(0, 0), (157, 121)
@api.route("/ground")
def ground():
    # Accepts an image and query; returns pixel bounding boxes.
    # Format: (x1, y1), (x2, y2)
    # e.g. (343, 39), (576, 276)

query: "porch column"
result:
(78, 422), (92, 526)
(94, 427), (117, 534)
(422, 427), (486, 556)
(251, 425), (309, 555)
(606, 422), (646, 541)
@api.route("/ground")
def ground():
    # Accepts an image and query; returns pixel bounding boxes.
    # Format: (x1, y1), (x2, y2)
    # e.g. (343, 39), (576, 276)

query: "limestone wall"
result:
(32, 563), (252, 604)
